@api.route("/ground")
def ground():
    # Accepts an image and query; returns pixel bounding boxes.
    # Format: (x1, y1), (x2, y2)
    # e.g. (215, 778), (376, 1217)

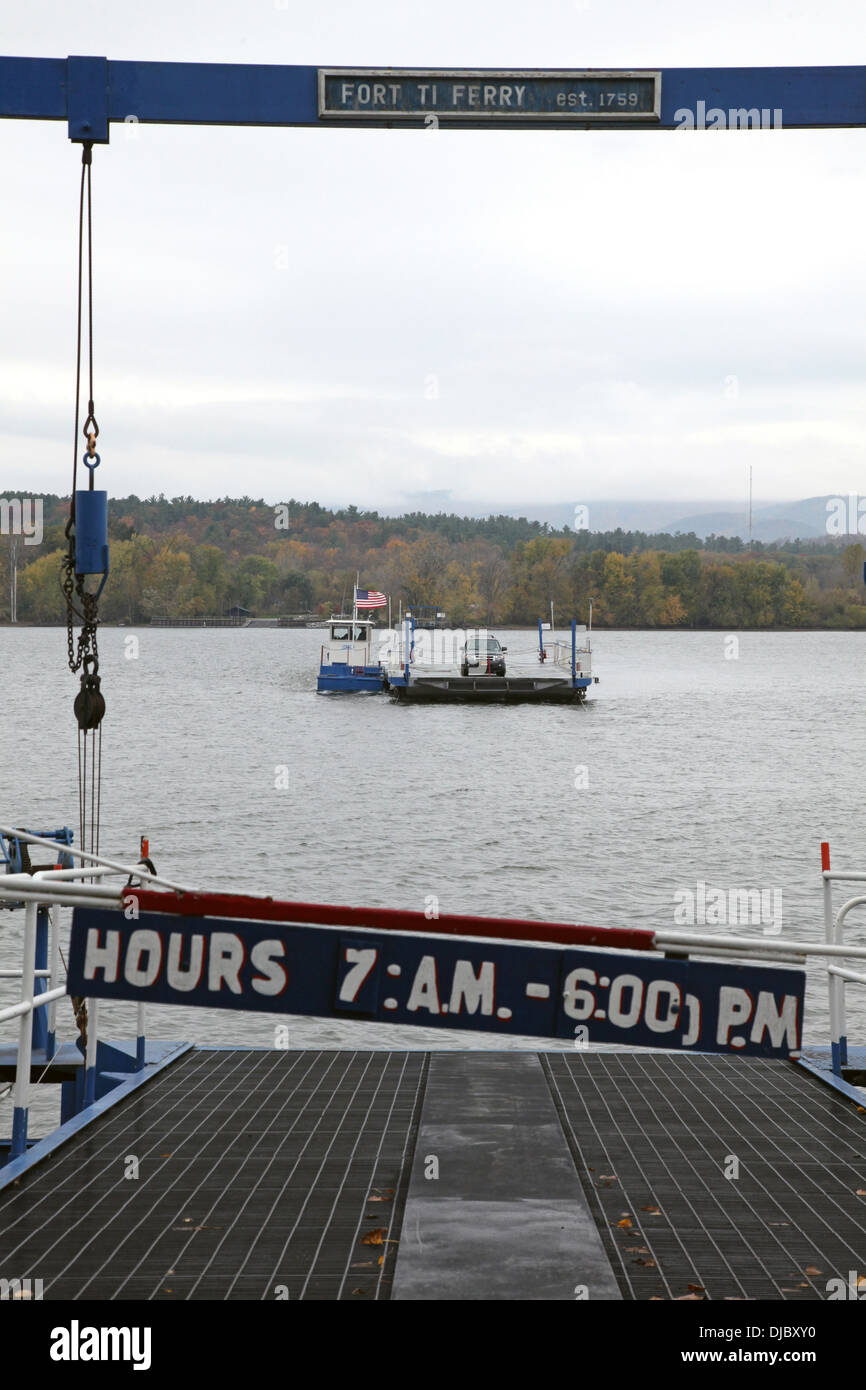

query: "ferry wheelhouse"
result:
(316, 615), (386, 693)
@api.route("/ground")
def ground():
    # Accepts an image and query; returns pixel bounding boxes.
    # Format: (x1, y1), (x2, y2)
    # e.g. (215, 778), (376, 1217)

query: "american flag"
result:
(355, 588), (386, 610)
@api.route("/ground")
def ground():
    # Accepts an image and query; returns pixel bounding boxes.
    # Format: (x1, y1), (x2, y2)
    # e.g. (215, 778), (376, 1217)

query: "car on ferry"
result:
(460, 634), (507, 677)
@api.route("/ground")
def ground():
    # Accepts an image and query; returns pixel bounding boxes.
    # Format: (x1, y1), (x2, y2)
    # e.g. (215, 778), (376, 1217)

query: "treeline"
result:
(1, 494), (865, 627)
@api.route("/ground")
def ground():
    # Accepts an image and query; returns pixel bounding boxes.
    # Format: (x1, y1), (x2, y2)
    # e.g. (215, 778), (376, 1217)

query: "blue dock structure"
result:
(2, 829), (866, 1300)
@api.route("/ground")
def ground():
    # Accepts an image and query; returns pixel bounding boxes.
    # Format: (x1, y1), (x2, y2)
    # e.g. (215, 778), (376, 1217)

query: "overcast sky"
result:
(2, 0), (865, 516)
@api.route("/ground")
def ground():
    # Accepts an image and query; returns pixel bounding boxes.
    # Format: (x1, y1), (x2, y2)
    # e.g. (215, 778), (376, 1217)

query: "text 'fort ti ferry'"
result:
(385, 617), (599, 703)
(316, 587), (388, 693)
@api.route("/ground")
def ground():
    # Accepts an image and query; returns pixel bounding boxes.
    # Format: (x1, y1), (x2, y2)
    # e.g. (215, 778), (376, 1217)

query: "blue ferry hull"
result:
(317, 664), (386, 694)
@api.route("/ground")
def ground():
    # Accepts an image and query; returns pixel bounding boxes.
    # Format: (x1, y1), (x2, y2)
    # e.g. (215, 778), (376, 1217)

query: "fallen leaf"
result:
(616, 1217), (633, 1229)
(635, 1258), (656, 1268)
(351, 1288), (366, 1295)
(351, 1261), (374, 1268)
(857, 1189), (866, 1196)
(687, 1283), (705, 1292)
(675, 1293), (703, 1300)
(804, 1265), (822, 1276)
(366, 1194), (393, 1203)
(377, 1255), (384, 1266)
(598, 1174), (618, 1182)
(641, 1205), (662, 1215)
(625, 1247), (650, 1255)
(361, 1228), (386, 1246)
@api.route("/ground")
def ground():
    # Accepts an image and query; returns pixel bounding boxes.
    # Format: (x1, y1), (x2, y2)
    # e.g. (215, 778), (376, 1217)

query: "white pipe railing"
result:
(820, 845), (866, 1074)
(0, 986), (67, 1026)
(0, 825), (195, 894)
(828, 964), (866, 987)
(654, 929), (866, 961)
(0, 830), (199, 1162)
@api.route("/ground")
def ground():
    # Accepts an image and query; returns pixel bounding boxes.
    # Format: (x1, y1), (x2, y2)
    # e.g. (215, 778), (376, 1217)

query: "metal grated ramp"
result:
(543, 1052), (866, 1301)
(0, 1049), (427, 1300)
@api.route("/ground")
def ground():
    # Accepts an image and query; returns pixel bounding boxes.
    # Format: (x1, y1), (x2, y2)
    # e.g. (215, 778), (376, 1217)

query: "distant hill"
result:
(661, 496), (859, 543)
(402, 495), (862, 543)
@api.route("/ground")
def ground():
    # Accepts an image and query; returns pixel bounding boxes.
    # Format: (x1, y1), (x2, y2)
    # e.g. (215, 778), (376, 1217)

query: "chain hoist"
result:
(61, 139), (109, 870)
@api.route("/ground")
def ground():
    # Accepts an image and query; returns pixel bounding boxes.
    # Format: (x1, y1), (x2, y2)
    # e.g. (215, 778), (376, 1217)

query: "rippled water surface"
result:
(2, 626), (865, 1131)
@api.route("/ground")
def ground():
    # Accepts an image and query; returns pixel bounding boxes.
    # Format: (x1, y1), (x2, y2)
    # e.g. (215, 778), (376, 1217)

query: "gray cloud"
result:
(2, 0), (865, 513)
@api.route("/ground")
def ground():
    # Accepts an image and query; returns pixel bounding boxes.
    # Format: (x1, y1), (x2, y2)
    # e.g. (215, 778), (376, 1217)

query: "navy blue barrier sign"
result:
(67, 908), (805, 1054)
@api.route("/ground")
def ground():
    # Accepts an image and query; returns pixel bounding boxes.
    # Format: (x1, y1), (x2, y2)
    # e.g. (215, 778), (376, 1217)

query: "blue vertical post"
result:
(538, 618), (543, 659)
(571, 619), (577, 683)
(31, 906), (49, 1054)
(136, 1004), (146, 1070)
(10, 1106), (28, 1160)
(83, 998), (98, 1108)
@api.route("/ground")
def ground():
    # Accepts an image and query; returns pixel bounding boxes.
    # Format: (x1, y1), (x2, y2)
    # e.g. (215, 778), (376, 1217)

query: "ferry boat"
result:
(316, 615), (388, 693)
(316, 587), (389, 692)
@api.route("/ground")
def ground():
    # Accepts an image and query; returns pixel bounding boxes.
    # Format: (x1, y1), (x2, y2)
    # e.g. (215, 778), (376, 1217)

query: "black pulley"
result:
(74, 657), (105, 731)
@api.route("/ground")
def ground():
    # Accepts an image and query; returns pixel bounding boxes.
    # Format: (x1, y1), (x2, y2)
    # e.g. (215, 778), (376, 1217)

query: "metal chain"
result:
(62, 551), (100, 675)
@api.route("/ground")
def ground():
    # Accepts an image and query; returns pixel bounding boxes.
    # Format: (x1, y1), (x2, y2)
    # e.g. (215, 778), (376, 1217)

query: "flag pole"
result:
(353, 571), (359, 661)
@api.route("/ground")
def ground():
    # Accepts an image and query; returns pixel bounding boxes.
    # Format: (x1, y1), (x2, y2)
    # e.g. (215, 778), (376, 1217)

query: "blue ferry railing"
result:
(2, 830), (865, 1161)
(0, 828), (194, 1162)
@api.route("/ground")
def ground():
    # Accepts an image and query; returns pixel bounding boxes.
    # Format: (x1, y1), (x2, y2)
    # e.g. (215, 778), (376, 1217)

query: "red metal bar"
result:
(821, 841), (831, 872)
(131, 888), (657, 952)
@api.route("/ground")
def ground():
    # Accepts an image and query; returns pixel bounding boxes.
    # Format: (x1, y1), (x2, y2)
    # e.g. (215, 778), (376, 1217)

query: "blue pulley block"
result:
(75, 452), (109, 592)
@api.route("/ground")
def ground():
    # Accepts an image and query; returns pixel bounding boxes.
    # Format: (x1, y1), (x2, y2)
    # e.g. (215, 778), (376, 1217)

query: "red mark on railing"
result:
(131, 888), (657, 952)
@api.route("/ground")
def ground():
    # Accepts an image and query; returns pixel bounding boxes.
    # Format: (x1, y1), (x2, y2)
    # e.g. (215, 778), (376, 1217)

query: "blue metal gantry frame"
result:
(0, 57), (865, 138)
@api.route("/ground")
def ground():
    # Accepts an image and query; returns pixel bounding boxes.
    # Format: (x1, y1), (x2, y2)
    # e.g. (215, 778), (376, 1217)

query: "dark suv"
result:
(461, 635), (507, 677)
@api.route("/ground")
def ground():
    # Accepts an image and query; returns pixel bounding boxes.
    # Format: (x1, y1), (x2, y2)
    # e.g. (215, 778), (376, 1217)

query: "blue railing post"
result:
(571, 619), (577, 681)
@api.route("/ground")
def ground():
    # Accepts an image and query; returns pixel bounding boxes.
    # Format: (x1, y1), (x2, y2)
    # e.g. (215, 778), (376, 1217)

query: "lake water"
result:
(2, 626), (865, 1133)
